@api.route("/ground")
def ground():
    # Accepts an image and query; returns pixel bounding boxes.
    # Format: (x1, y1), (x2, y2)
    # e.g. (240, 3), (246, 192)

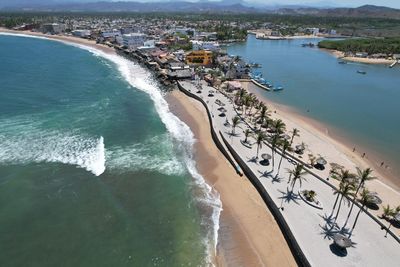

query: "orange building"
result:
(185, 50), (213, 65)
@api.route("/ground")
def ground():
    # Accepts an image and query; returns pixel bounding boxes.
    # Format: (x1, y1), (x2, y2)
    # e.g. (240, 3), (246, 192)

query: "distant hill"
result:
(275, 5), (400, 19)
(1, 1), (400, 20)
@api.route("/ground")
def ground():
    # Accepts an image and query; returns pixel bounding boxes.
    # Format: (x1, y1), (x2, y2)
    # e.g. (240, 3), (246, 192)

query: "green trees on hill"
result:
(318, 38), (400, 55)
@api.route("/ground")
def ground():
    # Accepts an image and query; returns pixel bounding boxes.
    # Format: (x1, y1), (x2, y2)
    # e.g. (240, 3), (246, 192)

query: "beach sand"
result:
(167, 91), (297, 267)
(324, 49), (396, 65)
(243, 81), (400, 234)
(0, 29), (298, 265)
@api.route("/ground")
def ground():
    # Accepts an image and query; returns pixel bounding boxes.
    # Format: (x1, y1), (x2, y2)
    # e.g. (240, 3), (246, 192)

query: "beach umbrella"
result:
(261, 153), (272, 160)
(333, 233), (352, 248)
(316, 158), (327, 165)
(367, 192), (382, 205)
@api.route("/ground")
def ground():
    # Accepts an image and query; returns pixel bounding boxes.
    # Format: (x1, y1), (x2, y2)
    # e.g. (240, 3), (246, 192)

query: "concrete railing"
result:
(220, 132), (311, 267)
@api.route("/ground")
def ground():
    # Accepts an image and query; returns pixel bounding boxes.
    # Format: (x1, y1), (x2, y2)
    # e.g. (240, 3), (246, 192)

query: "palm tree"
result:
(243, 129), (252, 143)
(254, 131), (266, 158)
(289, 128), (300, 146)
(349, 188), (372, 236)
(330, 169), (355, 217)
(270, 134), (281, 171)
(277, 139), (291, 175)
(242, 94), (253, 116)
(235, 88), (246, 105)
(333, 181), (356, 225)
(343, 168), (376, 228)
(287, 164), (307, 192)
(272, 119), (286, 135)
(231, 116), (241, 135)
(256, 105), (270, 129)
(381, 205), (395, 238)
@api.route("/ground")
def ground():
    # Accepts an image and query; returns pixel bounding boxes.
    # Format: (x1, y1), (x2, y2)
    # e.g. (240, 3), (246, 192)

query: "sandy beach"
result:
(167, 91), (297, 267)
(325, 49), (396, 65)
(0, 29), (299, 265)
(243, 81), (400, 233)
(2, 28), (399, 263)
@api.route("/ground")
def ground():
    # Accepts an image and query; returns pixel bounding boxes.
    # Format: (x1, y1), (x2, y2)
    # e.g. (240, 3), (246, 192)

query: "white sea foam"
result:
(106, 134), (186, 176)
(1, 33), (222, 265)
(0, 122), (105, 176)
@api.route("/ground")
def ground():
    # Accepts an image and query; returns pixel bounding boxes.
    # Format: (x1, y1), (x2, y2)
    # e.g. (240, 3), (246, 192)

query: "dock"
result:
(251, 79), (270, 91)
(389, 60), (398, 68)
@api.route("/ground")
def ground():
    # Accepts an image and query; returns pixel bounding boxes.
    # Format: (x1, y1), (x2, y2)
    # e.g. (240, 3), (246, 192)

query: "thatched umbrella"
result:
(333, 233), (352, 249)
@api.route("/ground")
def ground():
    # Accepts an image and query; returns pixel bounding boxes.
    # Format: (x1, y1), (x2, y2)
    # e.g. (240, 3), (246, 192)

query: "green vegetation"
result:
(318, 37), (400, 54)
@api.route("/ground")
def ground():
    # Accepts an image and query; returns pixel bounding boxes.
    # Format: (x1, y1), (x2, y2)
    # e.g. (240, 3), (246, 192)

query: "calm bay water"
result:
(0, 34), (220, 266)
(228, 35), (400, 181)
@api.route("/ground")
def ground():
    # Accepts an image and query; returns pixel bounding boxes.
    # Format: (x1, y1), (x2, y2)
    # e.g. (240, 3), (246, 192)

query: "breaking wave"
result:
(0, 33), (222, 265)
(0, 118), (105, 176)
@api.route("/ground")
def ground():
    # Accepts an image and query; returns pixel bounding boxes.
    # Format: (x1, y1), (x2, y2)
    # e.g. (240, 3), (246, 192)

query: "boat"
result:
(357, 70), (367, 75)
(273, 85), (284, 91)
(338, 61), (347, 64)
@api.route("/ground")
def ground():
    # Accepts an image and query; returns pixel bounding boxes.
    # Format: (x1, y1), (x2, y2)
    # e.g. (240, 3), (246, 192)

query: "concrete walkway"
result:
(179, 80), (400, 267)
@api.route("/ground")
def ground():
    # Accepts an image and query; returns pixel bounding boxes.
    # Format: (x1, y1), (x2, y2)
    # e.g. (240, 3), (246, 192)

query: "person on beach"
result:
(362, 152), (366, 158)
(353, 147), (356, 152)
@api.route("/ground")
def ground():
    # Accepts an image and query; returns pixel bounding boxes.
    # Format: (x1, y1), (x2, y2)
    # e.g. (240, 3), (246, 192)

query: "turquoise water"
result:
(0, 34), (220, 266)
(228, 35), (400, 180)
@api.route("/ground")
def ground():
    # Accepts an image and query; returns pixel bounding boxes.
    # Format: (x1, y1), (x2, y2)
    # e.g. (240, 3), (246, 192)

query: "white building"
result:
(72, 29), (91, 38)
(191, 41), (220, 51)
(41, 23), (65, 34)
(122, 33), (147, 48)
(101, 30), (121, 38)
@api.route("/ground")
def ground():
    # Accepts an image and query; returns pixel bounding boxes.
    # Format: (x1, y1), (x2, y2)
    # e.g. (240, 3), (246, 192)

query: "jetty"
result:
(251, 79), (270, 91)
(389, 60), (398, 68)
(177, 80), (400, 267)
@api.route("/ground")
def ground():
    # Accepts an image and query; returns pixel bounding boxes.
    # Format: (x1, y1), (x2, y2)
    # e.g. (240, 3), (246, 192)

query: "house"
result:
(186, 50), (213, 66)
(122, 33), (147, 49)
(72, 29), (91, 38)
(355, 52), (368, 58)
(167, 62), (192, 80)
(41, 23), (65, 34)
(191, 41), (220, 51)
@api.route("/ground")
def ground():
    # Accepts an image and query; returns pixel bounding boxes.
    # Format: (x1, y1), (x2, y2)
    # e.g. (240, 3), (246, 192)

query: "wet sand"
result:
(167, 91), (297, 267)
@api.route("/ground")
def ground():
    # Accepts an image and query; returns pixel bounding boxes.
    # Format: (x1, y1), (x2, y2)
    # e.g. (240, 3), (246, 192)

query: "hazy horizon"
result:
(2, 0), (400, 9)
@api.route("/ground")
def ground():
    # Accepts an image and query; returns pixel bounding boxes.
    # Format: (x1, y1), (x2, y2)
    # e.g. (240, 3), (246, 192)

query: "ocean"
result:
(228, 35), (400, 184)
(0, 34), (221, 266)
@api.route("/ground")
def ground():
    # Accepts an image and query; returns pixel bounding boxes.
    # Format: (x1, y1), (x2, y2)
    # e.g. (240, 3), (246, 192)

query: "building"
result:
(101, 30), (121, 38)
(122, 33), (147, 49)
(191, 41), (220, 51)
(167, 62), (192, 80)
(72, 29), (91, 38)
(185, 50), (213, 66)
(41, 23), (65, 34)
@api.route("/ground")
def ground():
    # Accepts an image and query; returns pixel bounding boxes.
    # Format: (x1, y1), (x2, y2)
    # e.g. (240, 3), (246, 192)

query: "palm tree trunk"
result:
(334, 194), (344, 224)
(330, 193), (341, 217)
(349, 204), (366, 237)
(256, 144), (260, 158)
(343, 182), (363, 228)
(277, 154), (284, 174)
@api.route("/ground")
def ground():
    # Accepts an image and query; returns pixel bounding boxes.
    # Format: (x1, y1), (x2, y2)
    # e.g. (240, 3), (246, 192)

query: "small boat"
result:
(357, 70), (367, 75)
(338, 61), (347, 64)
(273, 85), (284, 91)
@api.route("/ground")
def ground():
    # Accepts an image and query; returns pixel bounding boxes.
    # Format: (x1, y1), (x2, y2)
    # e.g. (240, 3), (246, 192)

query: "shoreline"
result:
(0, 28), (299, 265)
(243, 81), (400, 233)
(167, 90), (297, 267)
(321, 48), (397, 65)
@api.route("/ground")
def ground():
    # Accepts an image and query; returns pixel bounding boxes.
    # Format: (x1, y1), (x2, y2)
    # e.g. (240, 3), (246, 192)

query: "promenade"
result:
(178, 80), (400, 267)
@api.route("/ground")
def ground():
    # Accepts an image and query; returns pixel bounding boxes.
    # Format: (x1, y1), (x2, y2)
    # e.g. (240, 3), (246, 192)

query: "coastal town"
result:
(1, 10), (400, 267)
